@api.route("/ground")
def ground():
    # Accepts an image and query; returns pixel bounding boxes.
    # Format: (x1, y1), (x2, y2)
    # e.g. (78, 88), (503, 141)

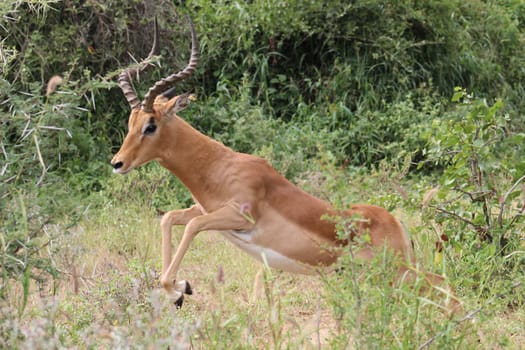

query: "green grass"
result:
(1, 166), (524, 349)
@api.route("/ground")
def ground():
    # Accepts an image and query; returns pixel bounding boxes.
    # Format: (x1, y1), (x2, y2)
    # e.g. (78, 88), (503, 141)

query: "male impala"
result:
(111, 17), (461, 313)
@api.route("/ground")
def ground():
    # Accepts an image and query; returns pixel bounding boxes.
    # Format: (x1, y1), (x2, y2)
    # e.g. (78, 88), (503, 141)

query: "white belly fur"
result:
(220, 230), (314, 274)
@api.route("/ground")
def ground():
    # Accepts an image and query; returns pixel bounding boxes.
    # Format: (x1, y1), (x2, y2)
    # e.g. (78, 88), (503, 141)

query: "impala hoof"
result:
(174, 294), (184, 309)
(184, 281), (193, 295)
(172, 280), (192, 309)
(174, 280), (193, 295)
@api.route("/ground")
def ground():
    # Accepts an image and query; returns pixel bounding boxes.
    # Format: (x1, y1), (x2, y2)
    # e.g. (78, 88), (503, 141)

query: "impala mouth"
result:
(112, 166), (134, 175)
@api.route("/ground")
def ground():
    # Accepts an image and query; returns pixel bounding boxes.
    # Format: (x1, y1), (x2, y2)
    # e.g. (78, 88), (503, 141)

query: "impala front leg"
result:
(160, 203), (254, 307)
(160, 205), (203, 304)
(161, 205), (203, 274)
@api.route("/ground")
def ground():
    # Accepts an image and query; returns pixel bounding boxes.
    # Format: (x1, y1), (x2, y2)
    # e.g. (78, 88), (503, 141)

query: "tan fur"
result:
(112, 93), (461, 315)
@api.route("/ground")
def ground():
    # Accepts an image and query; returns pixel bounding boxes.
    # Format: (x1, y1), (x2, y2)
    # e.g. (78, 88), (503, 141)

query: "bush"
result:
(0, 1), (112, 302)
(185, 0), (525, 168)
(3, 0), (525, 173)
(0, 74), (106, 302)
(419, 90), (525, 303)
(422, 90), (525, 248)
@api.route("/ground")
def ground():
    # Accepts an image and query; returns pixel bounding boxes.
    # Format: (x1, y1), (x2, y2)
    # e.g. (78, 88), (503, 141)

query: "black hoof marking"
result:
(184, 281), (193, 295)
(174, 294), (184, 309)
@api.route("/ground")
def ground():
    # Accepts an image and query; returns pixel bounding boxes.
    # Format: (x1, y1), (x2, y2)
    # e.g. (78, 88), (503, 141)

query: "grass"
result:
(1, 168), (524, 349)
(2, 200), (332, 348)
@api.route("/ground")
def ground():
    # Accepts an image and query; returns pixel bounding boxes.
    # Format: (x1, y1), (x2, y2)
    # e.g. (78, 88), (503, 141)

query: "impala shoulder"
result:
(232, 153), (281, 181)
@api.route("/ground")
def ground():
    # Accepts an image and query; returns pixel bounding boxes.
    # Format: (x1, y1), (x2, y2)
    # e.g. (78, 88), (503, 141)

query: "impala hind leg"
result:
(349, 245), (462, 316)
(161, 203), (254, 307)
(397, 266), (463, 317)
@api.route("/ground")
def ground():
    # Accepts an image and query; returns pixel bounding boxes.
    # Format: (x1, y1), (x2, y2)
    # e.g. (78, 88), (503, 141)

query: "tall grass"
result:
(2, 163), (524, 349)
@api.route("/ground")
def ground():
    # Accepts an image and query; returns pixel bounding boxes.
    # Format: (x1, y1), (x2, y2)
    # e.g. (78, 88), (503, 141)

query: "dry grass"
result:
(3, 200), (524, 349)
(8, 203), (336, 349)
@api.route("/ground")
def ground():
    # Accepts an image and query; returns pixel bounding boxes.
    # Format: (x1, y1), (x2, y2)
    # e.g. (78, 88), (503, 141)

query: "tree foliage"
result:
(1, 0), (524, 305)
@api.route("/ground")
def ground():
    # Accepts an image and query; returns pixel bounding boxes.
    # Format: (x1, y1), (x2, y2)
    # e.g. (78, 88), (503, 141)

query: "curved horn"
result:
(142, 15), (199, 113)
(118, 18), (159, 110)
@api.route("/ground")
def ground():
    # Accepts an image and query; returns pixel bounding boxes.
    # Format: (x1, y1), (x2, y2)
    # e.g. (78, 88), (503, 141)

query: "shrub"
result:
(419, 90), (525, 303)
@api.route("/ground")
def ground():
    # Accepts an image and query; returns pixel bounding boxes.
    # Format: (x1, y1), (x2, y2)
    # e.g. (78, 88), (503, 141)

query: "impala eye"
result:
(143, 123), (157, 135)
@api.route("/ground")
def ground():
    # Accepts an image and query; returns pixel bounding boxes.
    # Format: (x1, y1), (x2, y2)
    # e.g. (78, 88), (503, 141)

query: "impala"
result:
(111, 17), (461, 313)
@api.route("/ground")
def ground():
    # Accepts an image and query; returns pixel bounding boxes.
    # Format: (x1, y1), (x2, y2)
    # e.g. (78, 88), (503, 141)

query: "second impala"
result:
(111, 17), (461, 313)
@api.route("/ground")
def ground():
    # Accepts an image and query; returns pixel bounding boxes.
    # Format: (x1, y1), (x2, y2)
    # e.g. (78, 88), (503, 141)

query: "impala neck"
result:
(157, 116), (230, 201)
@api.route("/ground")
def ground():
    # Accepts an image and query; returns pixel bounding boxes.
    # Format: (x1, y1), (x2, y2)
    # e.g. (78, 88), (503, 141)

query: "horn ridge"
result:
(142, 15), (199, 113)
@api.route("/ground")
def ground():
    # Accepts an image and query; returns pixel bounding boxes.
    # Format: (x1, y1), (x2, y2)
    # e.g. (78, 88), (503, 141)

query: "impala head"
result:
(111, 16), (199, 174)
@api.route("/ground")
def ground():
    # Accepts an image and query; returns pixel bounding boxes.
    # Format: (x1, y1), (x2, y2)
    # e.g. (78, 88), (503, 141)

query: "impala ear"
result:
(171, 93), (193, 113)
(154, 93), (195, 119)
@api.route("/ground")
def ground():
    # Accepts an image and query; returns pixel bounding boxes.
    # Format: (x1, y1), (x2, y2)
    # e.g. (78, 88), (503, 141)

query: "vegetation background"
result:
(1, 0), (524, 348)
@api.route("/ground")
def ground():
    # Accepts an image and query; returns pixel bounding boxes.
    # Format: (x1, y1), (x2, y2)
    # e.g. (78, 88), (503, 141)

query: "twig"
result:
(469, 127), (492, 229)
(33, 133), (47, 186)
(508, 208), (525, 228)
(454, 188), (492, 202)
(497, 173), (525, 227)
(0, 141), (7, 160)
(316, 293), (322, 350)
(347, 242), (362, 348)
(428, 204), (477, 227)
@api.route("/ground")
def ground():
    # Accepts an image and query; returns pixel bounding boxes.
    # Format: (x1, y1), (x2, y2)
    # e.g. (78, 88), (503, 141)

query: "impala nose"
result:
(112, 161), (123, 170)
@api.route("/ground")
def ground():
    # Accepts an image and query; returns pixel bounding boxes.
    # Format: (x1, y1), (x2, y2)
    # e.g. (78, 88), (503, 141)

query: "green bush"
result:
(418, 90), (525, 303)
(0, 74), (105, 301)
(185, 0), (525, 169)
(1, 1), (112, 301)
(422, 90), (525, 248)
(4, 0), (525, 173)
